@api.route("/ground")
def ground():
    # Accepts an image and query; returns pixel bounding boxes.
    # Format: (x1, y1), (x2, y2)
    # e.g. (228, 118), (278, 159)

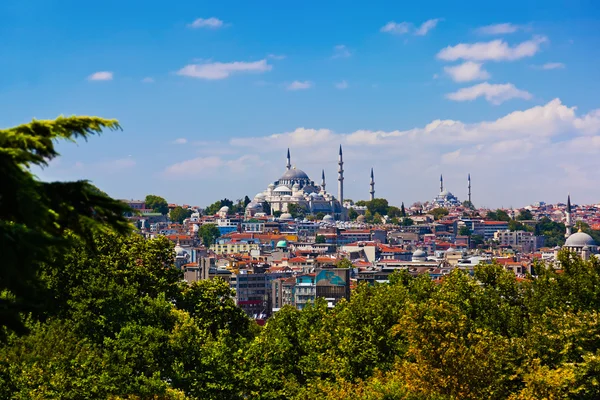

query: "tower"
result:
(468, 173), (471, 204)
(338, 145), (344, 204)
(286, 148), (291, 170)
(369, 168), (375, 201)
(565, 194), (572, 238)
(440, 174), (444, 193)
(321, 169), (326, 193)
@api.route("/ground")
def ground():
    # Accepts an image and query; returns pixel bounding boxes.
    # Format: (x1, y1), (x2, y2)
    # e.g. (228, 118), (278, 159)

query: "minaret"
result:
(440, 174), (444, 193)
(338, 145), (344, 204)
(286, 148), (291, 170)
(369, 168), (375, 201)
(468, 174), (471, 204)
(565, 194), (572, 238)
(321, 169), (326, 193)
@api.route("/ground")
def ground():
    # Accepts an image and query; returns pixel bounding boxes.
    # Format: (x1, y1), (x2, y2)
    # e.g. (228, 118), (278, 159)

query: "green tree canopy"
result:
(517, 208), (533, 220)
(0, 116), (131, 337)
(487, 209), (511, 221)
(387, 206), (402, 218)
(367, 198), (389, 216)
(336, 258), (354, 269)
(429, 207), (449, 220)
(170, 206), (193, 224)
(145, 194), (169, 215)
(287, 203), (306, 219)
(458, 225), (471, 236)
(198, 223), (221, 246)
(348, 208), (358, 220)
(315, 234), (326, 244)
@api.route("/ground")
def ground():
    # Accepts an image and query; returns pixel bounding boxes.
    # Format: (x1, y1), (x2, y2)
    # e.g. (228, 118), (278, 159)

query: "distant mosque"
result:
(247, 146), (374, 221)
(559, 194), (599, 260)
(431, 174), (467, 208)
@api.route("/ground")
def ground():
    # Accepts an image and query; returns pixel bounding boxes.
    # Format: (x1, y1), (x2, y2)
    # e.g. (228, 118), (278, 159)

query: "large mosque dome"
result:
(280, 168), (309, 181)
(565, 231), (596, 247)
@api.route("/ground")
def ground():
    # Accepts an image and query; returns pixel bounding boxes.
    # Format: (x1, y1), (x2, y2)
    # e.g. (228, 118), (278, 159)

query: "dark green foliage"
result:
(487, 209), (511, 221)
(517, 209), (533, 220)
(315, 234), (326, 244)
(205, 198), (234, 216)
(458, 225), (471, 236)
(287, 203), (306, 219)
(170, 206), (193, 223)
(429, 207), (449, 220)
(145, 194), (169, 215)
(198, 223), (221, 246)
(535, 216), (566, 247)
(0, 116), (131, 338)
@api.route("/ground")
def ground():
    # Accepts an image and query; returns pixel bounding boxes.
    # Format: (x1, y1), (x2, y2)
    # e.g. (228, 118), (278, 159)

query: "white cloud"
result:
(173, 138), (188, 144)
(88, 71), (113, 81)
(163, 155), (263, 177)
(335, 80), (349, 89)
(535, 62), (566, 70)
(437, 36), (547, 62)
(381, 19), (441, 35)
(380, 21), (412, 34)
(476, 23), (519, 35)
(177, 59), (272, 80)
(446, 82), (532, 104)
(332, 44), (352, 59)
(142, 77), (154, 83)
(286, 81), (313, 91)
(267, 54), (286, 60)
(188, 17), (224, 29)
(444, 61), (490, 82)
(415, 18), (441, 36)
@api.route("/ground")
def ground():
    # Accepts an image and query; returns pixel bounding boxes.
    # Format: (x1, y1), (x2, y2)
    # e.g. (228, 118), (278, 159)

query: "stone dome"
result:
(246, 201), (262, 210)
(218, 206), (229, 213)
(565, 231), (596, 247)
(356, 215), (366, 222)
(412, 249), (427, 258)
(280, 213), (293, 220)
(274, 185), (291, 193)
(174, 243), (186, 257)
(254, 193), (266, 200)
(323, 215), (334, 221)
(280, 168), (309, 181)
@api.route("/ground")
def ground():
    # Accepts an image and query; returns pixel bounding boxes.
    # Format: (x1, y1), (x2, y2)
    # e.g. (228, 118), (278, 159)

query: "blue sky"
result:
(2, 0), (600, 208)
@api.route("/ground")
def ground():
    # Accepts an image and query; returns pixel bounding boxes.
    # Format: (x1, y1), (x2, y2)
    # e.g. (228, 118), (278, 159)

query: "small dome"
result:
(246, 201), (263, 210)
(280, 213), (293, 220)
(293, 191), (304, 199)
(413, 249), (427, 258)
(254, 193), (266, 200)
(356, 215), (366, 222)
(268, 183), (275, 189)
(274, 185), (291, 193)
(174, 243), (186, 257)
(446, 247), (456, 252)
(323, 215), (334, 221)
(565, 231), (596, 247)
(218, 206), (229, 213)
(276, 240), (288, 248)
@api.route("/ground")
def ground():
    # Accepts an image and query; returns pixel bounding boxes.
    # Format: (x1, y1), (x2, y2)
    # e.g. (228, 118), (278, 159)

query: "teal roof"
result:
(276, 240), (288, 248)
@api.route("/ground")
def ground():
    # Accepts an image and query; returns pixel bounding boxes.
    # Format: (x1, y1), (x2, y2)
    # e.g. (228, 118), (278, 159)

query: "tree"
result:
(387, 206), (402, 218)
(198, 223), (221, 246)
(261, 201), (271, 215)
(430, 207), (449, 220)
(401, 202), (406, 217)
(517, 209), (533, 221)
(316, 212), (326, 220)
(367, 198), (389, 216)
(373, 212), (383, 224)
(205, 198), (234, 216)
(145, 194), (169, 215)
(462, 200), (475, 210)
(273, 210), (282, 218)
(336, 258), (354, 269)
(315, 235), (326, 244)
(390, 217), (400, 225)
(535, 217), (566, 247)
(287, 203), (306, 219)
(169, 206), (192, 224)
(471, 234), (485, 247)
(508, 219), (530, 232)
(487, 209), (510, 221)
(348, 208), (358, 220)
(458, 225), (471, 236)
(0, 116), (131, 337)
(402, 217), (414, 226)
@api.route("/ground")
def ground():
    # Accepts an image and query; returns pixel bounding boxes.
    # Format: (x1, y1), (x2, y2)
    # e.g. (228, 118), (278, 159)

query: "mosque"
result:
(246, 146), (374, 221)
(558, 195), (599, 260)
(430, 174), (467, 208)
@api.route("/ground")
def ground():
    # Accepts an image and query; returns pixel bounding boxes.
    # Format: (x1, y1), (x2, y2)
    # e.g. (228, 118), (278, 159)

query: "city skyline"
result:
(2, 0), (600, 207)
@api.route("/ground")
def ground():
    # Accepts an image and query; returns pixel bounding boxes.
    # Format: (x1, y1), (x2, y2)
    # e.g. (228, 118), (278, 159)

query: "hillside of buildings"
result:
(2, 117), (600, 399)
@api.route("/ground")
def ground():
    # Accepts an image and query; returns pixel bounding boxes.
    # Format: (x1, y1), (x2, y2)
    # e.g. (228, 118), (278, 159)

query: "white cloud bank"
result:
(446, 82), (532, 104)
(188, 17), (224, 29)
(88, 71), (113, 81)
(177, 59), (272, 80)
(437, 36), (547, 62)
(381, 18), (441, 36)
(476, 23), (520, 35)
(444, 61), (490, 82)
(286, 81), (313, 90)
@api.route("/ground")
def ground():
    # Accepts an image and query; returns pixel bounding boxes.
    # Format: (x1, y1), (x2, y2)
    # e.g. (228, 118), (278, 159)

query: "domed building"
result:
(432, 175), (460, 208)
(559, 195), (598, 260)
(253, 148), (346, 220)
